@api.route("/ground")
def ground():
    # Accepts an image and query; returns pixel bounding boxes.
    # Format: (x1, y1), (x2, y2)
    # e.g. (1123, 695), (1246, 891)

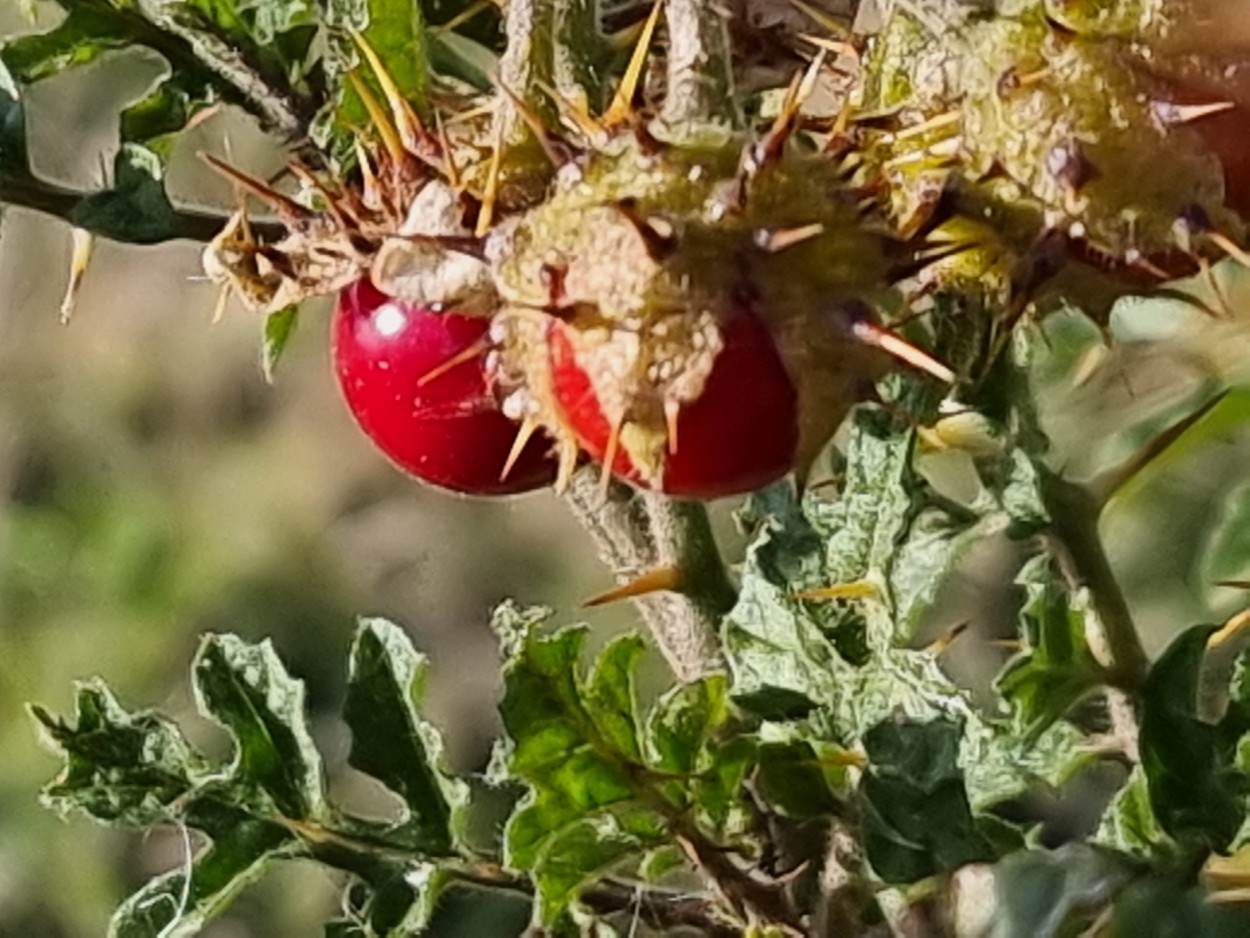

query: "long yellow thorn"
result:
(475, 123), (504, 237)
(501, 419), (542, 483)
(347, 72), (407, 166)
(351, 32), (429, 158)
(583, 565), (683, 607)
(602, 0), (662, 129)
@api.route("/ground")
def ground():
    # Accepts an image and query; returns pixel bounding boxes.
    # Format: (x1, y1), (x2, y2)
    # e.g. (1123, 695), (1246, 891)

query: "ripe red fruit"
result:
(549, 311), (800, 498)
(333, 279), (555, 495)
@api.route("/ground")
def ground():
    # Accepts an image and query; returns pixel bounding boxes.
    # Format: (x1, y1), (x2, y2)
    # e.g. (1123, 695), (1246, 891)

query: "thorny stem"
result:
(659, 0), (741, 133)
(563, 467), (731, 682)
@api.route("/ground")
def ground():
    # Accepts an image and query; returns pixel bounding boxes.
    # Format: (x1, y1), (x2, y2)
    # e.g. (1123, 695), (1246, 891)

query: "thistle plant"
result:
(6, 1), (1250, 935)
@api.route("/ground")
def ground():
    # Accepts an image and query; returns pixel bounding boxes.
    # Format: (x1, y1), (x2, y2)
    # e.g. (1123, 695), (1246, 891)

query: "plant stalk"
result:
(659, 0), (741, 133)
(1039, 470), (1150, 690)
(562, 468), (731, 682)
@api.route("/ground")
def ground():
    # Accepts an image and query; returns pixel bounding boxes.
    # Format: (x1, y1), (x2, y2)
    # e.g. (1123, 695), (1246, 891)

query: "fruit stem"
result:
(563, 469), (730, 681)
(659, 0), (741, 135)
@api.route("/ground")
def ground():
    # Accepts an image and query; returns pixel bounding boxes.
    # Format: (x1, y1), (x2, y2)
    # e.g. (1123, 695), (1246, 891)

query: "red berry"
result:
(333, 279), (555, 495)
(549, 311), (800, 498)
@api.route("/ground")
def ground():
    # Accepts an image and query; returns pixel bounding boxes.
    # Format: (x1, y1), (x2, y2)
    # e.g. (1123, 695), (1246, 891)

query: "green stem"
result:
(1039, 470), (1150, 690)
(562, 468), (730, 681)
(553, 0), (610, 112)
(659, 0), (740, 133)
(496, 0), (560, 148)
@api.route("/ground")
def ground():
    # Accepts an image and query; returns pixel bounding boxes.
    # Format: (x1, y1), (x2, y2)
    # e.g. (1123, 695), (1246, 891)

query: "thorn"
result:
(1090, 391), (1227, 504)
(351, 32), (430, 154)
(892, 110), (962, 141)
(613, 198), (678, 259)
(1196, 254), (1235, 317)
(286, 161), (356, 232)
(347, 72), (408, 166)
(998, 65), (1053, 97)
(537, 78), (608, 143)
(442, 102), (494, 127)
(924, 621), (970, 656)
(494, 80), (572, 168)
(1153, 99), (1235, 126)
(416, 335), (491, 387)
(850, 320), (956, 384)
(1215, 580), (1250, 591)
(434, 110), (461, 189)
(199, 152), (313, 221)
(602, 0), (662, 129)
(184, 103), (223, 133)
(501, 418), (541, 482)
(753, 222), (825, 254)
(211, 283), (232, 325)
(475, 123), (504, 237)
(817, 750), (868, 768)
(353, 137), (382, 207)
(583, 565), (683, 607)
(58, 227), (94, 325)
(664, 398), (681, 455)
(554, 440), (581, 494)
(787, 0), (853, 38)
(1208, 229), (1250, 267)
(429, 0), (491, 35)
(747, 51), (828, 178)
(600, 416), (625, 498)
(798, 33), (858, 57)
(791, 580), (879, 602)
(1208, 610), (1250, 649)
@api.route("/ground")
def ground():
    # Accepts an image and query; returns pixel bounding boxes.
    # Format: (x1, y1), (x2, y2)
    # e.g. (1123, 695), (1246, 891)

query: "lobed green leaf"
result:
(192, 633), (326, 821)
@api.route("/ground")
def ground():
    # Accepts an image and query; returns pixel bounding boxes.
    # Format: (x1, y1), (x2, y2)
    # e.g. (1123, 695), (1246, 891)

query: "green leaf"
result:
(996, 554), (1105, 740)
(859, 717), (996, 884)
(192, 633), (326, 821)
(723, 493), (848, 716)
(1093, 766), (1173, 858)
(344, 618), (467, 855)
(753, 740), (840, 819)
(1112, 877), (1250, 938)
(1139, 625), (1248, 852)
(31, 680), (200, 826)
(261, 306), (300, 384)
(499, 625), (638, 870)
(583, 635), (646, 764)
(109, 805), (297, 938)
(71, 143), (180, 244)
(531, 812), (665, 926)
(989, 845), (1129, 938)
(1200, 481), (1250, 594)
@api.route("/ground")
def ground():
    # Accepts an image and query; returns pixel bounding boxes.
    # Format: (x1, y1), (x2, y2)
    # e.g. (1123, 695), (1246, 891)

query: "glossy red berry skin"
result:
(333, 279), (555, 495)
(549, 311), (800, 498)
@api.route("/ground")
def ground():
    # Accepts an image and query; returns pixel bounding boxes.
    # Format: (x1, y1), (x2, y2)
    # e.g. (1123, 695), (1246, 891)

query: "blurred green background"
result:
(5, 4), (1250, 936)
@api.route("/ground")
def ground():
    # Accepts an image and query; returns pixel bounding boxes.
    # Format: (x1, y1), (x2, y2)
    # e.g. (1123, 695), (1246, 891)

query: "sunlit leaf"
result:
(261, 306), (300, 384)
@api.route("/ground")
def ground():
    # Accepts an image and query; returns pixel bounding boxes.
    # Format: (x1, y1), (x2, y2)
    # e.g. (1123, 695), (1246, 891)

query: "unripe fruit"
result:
(549, 311), (800, 498)
(333, 279), (555, 495)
